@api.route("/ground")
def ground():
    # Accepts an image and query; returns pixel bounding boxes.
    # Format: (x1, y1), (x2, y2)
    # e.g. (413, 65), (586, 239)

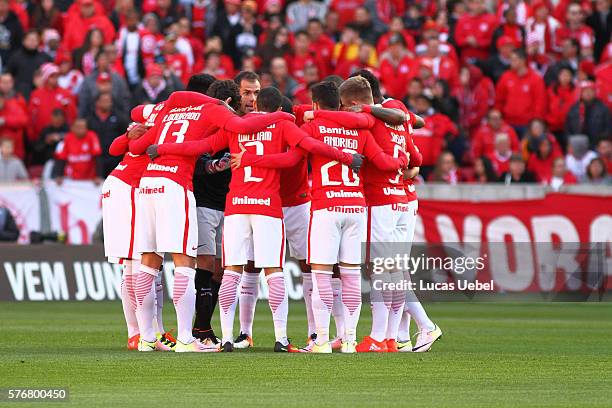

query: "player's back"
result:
(141, 92), (217, 189)
(363, 101), (412, 205)
(225, 112), (290, 218)
(302, 116), (370, 211)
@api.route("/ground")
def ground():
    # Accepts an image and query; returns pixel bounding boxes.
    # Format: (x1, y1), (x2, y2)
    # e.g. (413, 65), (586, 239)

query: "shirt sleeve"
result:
(157, 130), (229, 156)
(128, 126), (158, 155)
(406, 135), (422, 168)
(108, 133), (129, 156)
(362, 130), (408, 170)
(206, 105), (294, 134)
(313, 110), (375, 129)
(240, 148), (306, 168)
(90, 132), (102, 156)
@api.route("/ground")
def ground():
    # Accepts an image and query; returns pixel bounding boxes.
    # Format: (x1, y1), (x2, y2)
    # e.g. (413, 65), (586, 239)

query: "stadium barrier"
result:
(0, 181), (610, 301)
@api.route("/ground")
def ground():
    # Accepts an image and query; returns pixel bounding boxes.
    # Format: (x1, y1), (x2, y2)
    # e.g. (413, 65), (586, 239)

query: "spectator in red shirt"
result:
(131, 63), (177, 106)
(288, 30), (327, 83)
(161, 32), (191, 86)
(52, 117), (102, 184)
(419, 36), (459, 90)
(293, 64), (320, 104)
(0, 92), (27, 160)
(555, 3), (595, 57)
(329, 0), (364, 30)
(525, 1), (561, 57)
(495, 48), (547, 135)
(472, 108), (520, 158)
(527, 136), (562, 181)
(491, 7), (526, 53)
(487, 132), (514, 176)
(521, 118), (562, 160)
(379, 34), (416, 100)
(61, 0), (116, 52)
(594, 44), (612, 112)
(454, 64), (495, 134)
(0, 73), (26, 113)
(270, 56), (298, 98)
(546, 66), (577, 137)
(454, 0), (498, 62)
(428, 151), (464, 184)
(306, 18), (335, 73)
(72, 28), (105, 76)
(412, 94), (459, 176)
(544, 156), (577, 190)
(377, 16), (416, 55)
(28, 63), (77, 143)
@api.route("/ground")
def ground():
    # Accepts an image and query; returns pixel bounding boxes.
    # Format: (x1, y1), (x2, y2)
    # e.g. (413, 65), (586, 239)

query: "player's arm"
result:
(153, 130), (229, 158)
(233, 147), (306, 169)
(128, 126), (158, 155)
(108, 134), (129, 156)
(363, 130), (408, 170)
(310, 110), (375, 128)
(359, 104), (406, 126)
(405, 134), (422, 167)
(207, 105), (294, 134)
(412, 114), (425, 129)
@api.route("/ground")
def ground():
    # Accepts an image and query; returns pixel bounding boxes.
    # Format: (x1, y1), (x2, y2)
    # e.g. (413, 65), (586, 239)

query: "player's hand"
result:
(404, 167), (420, 179)
(230, 144), (246, 170)
(127, 123), (147, 139)
(349, 153), (365, 173)
(220, 98), (236, 113)
(303, 111), (315, 122)
(146, 144), (159, 160)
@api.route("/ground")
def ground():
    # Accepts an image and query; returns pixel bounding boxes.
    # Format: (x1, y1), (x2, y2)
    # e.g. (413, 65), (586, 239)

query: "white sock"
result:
(134, 264), (158, 342)
(339, 266), (362, 342)
(331, 277), (345, 339)
(302, 273), (315, 336)
(266, 272), (288, 343)
(219, 270), (241, 344)
(154, 272), (165, 334)
(239, 272), (259, 336)
(369, 272), (391, 342)
(397, 309), (412, 342)
(172, 267), (196, 344)
(385, 272), (405, 340)
(311, 270), (333, 345)
(121, 260), (139, 337)
(404, 272), (434, 331)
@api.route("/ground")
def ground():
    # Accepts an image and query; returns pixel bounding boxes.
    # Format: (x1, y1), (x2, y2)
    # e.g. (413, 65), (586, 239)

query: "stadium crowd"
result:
(0, 0), (610, 186)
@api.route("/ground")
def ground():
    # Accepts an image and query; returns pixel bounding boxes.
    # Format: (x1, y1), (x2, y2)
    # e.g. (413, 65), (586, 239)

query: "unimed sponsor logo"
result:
(383, 186), (407, 196)
(147, 163), (178, 173)
(139, 185), (165, 194)
(101, 191), (111, 199)
(325, 190), (364, 199)
(232, 196), (271, 206)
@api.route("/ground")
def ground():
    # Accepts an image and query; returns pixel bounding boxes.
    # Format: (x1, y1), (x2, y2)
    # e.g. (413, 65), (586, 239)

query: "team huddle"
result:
(101, 69), (442, 353)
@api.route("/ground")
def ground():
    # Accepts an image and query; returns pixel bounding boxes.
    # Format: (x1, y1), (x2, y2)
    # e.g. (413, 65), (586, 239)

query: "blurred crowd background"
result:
(0, 0), (609, 189)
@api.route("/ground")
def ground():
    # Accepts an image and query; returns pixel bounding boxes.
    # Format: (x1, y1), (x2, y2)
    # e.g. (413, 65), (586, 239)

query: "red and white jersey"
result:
(129, 92), (233, 190)
(380, 98), (422, 203)
(280, 104), (312, 208)
(302, 117), (380, 211)
(218, 113), (308, 218)
(55, 131), (102, 180)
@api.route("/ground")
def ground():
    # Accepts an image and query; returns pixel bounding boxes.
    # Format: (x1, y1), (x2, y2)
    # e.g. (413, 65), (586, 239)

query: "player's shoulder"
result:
(381, 98), (408, 113)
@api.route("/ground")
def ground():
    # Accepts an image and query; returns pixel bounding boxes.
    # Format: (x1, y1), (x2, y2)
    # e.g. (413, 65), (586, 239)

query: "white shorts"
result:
(307, 206), (366, 265)
(367, 202), (414, 261)
(135, 177), (198, 257)
(282, 202), (310, 260)
(197, 207), (224, 257)
(101, 176), (138, 262)
(404, 200), (418, 254)
(223, 214), (285, 268)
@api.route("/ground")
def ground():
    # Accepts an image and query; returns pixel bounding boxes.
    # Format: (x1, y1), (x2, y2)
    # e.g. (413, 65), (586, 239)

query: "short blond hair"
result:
(339, 76), (374, 105)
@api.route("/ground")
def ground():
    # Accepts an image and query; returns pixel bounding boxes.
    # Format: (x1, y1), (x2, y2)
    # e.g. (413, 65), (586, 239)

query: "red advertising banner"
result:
(415, 193), (611, 293)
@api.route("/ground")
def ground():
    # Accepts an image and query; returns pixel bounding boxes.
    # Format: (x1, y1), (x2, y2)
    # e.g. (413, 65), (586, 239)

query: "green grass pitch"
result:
(1, 301), (611, 407)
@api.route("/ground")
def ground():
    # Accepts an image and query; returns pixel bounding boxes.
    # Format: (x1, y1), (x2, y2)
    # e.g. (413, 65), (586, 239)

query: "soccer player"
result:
(186, 74), (228, 347)
(240, 80), (409, 353)
(351, 69), (443, 352)
(233, 71), (263, 350)
(102, 124), (149, 350)
(148, 86), (366, 352)
(129, 86), (291, 353)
